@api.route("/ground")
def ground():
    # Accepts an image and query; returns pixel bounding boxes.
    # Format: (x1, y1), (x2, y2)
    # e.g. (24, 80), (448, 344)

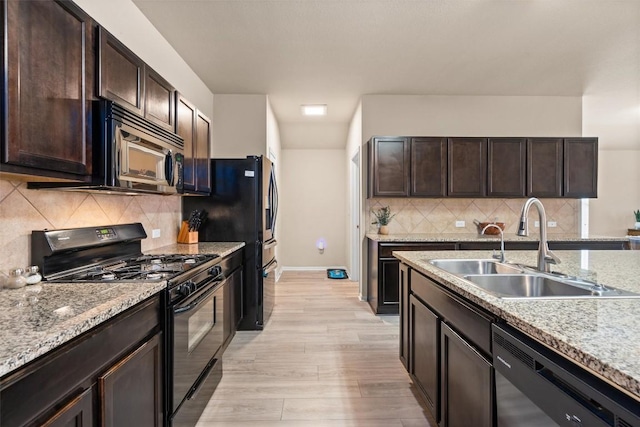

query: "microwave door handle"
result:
(165, 151), (174, 186)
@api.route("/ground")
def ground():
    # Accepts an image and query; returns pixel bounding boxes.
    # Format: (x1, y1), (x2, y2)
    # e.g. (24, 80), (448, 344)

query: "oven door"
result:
(171, 278), (225, 413)
(116, 122), (182, 193)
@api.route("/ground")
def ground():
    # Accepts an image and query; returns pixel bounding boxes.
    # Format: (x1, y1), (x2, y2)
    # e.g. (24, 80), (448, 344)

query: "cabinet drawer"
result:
(380, 243), (457, 258)
(411, 270), (493, 356)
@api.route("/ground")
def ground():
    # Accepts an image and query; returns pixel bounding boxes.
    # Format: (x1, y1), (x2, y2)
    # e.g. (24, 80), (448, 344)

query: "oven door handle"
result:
(174, 276), (225, 314)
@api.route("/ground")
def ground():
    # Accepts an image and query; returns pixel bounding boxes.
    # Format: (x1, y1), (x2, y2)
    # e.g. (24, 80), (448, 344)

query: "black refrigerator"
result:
(182, 156), (278, 330)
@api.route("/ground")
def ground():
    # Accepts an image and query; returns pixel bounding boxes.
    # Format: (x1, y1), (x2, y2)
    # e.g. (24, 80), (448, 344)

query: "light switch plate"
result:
(455, 220), (466, 228)
(152, 229), (161, 238)
(534, 221), (540, 227)
(548, 221), (557, 228)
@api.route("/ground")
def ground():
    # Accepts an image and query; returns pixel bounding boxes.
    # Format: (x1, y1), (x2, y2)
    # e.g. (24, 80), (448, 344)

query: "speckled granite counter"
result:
(368, 232), (628, 242)
(147, 242), (245, 259)
(0, 281), (166, 378)
(393, 249), (640, 400)
(0, 241), (244, 378)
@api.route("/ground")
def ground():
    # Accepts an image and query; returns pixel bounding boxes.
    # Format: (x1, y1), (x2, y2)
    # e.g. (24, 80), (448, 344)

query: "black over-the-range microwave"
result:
(29, 100), (184, 195)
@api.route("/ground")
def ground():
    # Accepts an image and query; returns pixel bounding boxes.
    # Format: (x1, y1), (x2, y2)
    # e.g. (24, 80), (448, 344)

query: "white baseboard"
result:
(280, 265), (349, 272)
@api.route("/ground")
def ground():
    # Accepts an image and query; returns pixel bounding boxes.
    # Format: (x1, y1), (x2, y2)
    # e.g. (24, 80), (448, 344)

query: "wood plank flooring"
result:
(196, 271), (436, 426)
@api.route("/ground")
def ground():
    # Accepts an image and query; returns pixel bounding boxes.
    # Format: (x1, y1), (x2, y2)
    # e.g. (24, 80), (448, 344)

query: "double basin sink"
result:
(428, 259), (640, 299)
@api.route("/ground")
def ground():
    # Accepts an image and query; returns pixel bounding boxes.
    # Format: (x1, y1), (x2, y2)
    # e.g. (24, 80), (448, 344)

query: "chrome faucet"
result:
(481, 224), (506, 262)
(517, 197), (560, 272)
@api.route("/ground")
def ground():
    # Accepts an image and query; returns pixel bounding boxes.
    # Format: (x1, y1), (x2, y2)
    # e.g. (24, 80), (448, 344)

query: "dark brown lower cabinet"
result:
(399, 263), (410, 368)
(409, 295), (440, 421)
(368, 240), (456, 314)
(224, 267), (243, 346)
(40, 387), (94, 427)
(99, 332), (163, 427)
(440, 323), (494, 427)
(0, 295), (163, 427)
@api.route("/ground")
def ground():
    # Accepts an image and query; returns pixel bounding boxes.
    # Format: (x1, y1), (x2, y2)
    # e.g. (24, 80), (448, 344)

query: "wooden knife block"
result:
(177, 221), (198, 244)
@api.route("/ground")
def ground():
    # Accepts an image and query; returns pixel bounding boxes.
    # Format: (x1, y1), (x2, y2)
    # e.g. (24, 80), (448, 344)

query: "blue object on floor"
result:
(327, 269), (348, 279)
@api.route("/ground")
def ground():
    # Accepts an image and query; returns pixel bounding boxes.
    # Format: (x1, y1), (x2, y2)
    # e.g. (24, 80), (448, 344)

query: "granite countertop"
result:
(0, 281), (166, 378)
(147, 242), (245, 259)
(0, 241), (245, 379)
(367, 232), (628, 242)
(393, 249), (640, 400)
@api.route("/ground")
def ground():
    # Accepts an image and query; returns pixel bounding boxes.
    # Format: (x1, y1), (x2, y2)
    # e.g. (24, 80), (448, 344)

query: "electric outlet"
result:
(152, 229), (161, 238)
(455, 220), (466, 228)
(548, 221), (557, 228)
(534, 221), (540, 228)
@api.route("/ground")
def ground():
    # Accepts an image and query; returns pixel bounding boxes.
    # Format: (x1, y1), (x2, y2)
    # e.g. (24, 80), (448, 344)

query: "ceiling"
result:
(132, 0), (639, 129)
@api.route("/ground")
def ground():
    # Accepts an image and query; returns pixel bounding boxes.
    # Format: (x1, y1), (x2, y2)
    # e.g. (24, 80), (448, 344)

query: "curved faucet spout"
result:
(517, 197), (561, 272)
(481, 224), (505, 262)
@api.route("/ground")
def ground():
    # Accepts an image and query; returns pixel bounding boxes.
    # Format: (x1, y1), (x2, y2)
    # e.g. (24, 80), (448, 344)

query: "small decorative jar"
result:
(378, 225), (389, 235)
(6, 268), (27, 289)
(24, 266), (42, 285)
(635, 222), (640, 230)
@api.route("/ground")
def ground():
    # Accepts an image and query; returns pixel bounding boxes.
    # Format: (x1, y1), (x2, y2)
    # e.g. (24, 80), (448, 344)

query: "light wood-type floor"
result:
(196, 270), (436, 427)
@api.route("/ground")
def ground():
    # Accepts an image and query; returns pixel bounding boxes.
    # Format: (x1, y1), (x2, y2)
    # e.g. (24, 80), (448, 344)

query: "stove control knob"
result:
(209, 266), (221, 276)
(188, 281), (197, 293)
(178, 283), (192, 297)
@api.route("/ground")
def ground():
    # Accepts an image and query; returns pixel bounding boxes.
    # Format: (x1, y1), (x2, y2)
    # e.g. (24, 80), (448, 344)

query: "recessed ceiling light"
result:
(301, 104), (327, 116)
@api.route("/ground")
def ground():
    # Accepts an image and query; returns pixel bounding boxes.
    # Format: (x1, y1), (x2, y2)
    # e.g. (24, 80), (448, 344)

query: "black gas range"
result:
(31, 223), (219, 287)
(31, 223), (229, 427)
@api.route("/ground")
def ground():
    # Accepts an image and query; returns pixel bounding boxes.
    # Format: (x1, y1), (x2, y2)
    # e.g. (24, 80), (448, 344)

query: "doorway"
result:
(350, 149), (360, 283)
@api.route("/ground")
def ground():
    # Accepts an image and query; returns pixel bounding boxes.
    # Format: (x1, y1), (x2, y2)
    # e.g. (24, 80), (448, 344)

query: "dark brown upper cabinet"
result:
(176, 93), (211, 194)
(564, 137), (598, 198)
(487, 138), (526, 197)
(447, 138), (487, 197)
(97, 27), (145, 116)
(2, 0), (95, 180)
(411, 137), (447, 197)
(98, 27), (175, 131)
(144, 67), (175, 131)
(369, 137), (410, 197)
(527, 138), (563, 197)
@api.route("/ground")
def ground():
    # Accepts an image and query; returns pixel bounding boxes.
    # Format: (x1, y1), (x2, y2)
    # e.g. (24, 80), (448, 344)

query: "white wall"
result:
(361, 95), (583, 140)
(346, 102), (363, 291)
(583, 95), (640, 236)
(212, 95), (268, 158)
(75, 0), (213, 118)
(280, 123), (349, 149)
(279, 149), (347, 268)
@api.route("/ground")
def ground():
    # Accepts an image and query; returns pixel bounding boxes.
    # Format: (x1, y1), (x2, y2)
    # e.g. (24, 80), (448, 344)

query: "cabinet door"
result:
(410, 137), (447, 197)
(527, 138), (562, 197)
(447, 138), (487, 197)
(40, 387), (94, 427)
(144, 68), (175, 131)
(440, 323), (493, 427)
(99, 333), (163, 427)
(97, 26), (145, 116)
(369, 137), (410, 197)
(410, 295), (439, 421)
(176, 94), (197, 191)
(487, 137), (526, 197)
(4, 0), (93, 177)
(195, 111), (212, 194)
(379, 259), (400, 312)
(399, 263), (410, 369)
(564, 137), (597, 198)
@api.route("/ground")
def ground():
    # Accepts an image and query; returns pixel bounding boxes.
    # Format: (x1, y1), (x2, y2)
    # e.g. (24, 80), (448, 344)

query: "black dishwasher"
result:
(492, 324), (640, 427)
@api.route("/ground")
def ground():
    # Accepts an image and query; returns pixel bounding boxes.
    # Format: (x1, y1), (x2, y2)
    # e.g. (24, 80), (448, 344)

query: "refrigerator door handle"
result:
(263, 259), (278, 276)
(263, 239), (278, 250)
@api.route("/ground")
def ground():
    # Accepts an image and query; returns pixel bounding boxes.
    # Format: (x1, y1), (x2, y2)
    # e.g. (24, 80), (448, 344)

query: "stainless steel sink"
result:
(429, 259), (523, 275)
(462, 274), (640, 299)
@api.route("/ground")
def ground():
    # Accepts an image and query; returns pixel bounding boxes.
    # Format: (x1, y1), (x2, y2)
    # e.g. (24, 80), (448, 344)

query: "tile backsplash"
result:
(0, 180), (181, 273)
(367, 198), (580, 235)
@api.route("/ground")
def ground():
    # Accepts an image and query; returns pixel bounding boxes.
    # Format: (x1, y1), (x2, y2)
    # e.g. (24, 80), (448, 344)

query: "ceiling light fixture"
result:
(301, 104), (327, 116)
